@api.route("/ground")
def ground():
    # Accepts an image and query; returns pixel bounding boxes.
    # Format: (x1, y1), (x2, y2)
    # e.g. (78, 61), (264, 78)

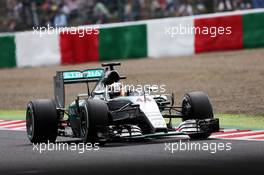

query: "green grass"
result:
(0, 110), (25, 120)
(216, 114), (264, 130)
(0, 110), (263, 130)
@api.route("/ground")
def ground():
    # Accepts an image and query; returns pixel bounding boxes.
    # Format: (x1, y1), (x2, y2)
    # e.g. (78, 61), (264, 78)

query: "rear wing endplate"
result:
(53, 68), (104, 108)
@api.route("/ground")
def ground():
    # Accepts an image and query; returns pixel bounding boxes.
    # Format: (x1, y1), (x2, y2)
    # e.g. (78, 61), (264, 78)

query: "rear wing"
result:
(53, 68), (105, 108)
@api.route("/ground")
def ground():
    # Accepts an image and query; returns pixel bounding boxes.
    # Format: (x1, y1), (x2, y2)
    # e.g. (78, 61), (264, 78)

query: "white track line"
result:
(15, 126), (26, 129)
(233, 134), (264, 140)
(10, 126), (26, 130)
(211, 130), (264, 138)
(220, 129), (238, 132)
(215, 137), (264, 141)
(1, 122), (26, 127)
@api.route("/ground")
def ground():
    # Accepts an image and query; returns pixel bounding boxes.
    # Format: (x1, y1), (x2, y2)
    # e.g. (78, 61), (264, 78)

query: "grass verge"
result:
(0, 110), (25, 120)
(0, 110), (263, 130)
(216, 114), (264, 130)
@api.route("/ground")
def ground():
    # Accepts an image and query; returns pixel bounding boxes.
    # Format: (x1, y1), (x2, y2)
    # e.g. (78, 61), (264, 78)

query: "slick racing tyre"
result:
(181, 91), (213, 139)
(80, 99), (109, 144)
(26, 99), (58, 143)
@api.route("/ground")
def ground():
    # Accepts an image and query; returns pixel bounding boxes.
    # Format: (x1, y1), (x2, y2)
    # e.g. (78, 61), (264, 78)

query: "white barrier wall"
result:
(15, 31), (61, 67)
(147, 17), (194, 58)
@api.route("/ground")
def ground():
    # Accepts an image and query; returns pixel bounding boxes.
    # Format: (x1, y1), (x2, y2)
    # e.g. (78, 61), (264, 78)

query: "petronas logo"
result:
(63, 69), (104, 80)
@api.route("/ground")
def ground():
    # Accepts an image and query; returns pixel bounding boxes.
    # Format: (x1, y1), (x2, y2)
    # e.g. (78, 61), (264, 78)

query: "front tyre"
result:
(80, 99), (109, 144)
(26, 99), (58, 143)
(182, 91), (214, 140)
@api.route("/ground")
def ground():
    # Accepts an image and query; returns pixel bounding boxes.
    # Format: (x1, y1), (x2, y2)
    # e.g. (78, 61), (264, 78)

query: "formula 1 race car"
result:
(26, 62), (219, 144)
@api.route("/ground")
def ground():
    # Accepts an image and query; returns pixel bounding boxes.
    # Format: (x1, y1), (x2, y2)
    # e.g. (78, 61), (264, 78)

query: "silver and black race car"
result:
(26, 62), (219, 144)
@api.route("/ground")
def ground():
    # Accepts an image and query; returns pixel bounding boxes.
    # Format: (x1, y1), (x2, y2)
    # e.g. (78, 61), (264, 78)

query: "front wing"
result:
(121, 118), (219, 140)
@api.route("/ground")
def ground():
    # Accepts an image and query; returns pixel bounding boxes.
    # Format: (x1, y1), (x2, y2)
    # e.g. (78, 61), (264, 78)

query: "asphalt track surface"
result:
(0, 130), (263, 175)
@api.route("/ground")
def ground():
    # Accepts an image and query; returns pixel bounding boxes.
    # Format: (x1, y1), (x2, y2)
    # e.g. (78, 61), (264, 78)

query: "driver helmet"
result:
(108, 82), (125, 98)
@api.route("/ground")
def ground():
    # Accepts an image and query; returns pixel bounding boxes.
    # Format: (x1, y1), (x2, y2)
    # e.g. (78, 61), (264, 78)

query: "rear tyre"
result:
(181, 91), (213, 139)
(80, 100), (109, 144)
(26, 99), (58, 143)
